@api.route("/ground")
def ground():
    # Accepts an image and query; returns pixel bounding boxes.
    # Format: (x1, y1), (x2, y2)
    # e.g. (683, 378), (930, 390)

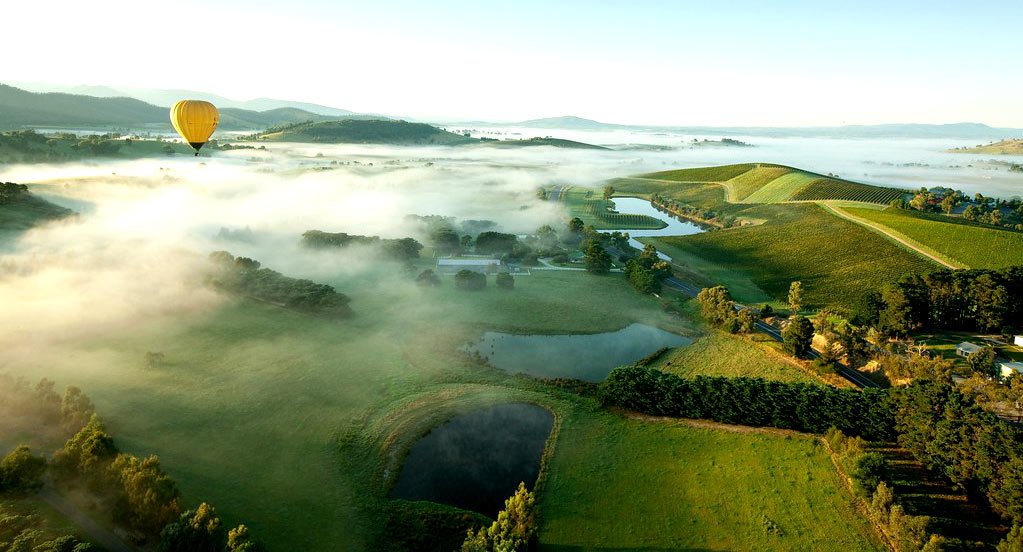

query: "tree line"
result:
(301, 230), (423, 262)
(854, 266), (1023, 335)
(598, 366), (895, 441)
(208, 251), (352, 316)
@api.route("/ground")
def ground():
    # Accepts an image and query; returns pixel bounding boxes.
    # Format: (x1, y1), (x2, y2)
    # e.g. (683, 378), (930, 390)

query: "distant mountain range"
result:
(453, 116), (1023, 140)
(0, 84), (358, 131)
(11, 82), (354, 117)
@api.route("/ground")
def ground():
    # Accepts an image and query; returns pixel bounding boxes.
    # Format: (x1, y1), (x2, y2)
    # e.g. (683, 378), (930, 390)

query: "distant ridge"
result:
(0, 84), (353, 131)
(445, 115), (1022, 140)
(12, 81), (354, 117)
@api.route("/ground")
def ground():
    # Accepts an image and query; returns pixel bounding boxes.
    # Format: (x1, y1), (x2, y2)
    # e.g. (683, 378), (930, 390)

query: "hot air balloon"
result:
(170, 100), (219, 156)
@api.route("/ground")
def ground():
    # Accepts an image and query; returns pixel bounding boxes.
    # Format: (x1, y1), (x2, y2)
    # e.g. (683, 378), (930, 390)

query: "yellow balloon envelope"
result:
(170, 100), (219, 155)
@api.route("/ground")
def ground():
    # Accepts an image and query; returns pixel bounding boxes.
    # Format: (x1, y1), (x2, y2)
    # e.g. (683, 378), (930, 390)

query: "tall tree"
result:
(782, 316), (814, 359)
(583, 241), (612, 274)
(788, 281), (803, 312)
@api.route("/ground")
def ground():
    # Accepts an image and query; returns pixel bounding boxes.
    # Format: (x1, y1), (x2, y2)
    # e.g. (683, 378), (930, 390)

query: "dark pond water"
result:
(467, 323), (691, 382)
(390, 403), (553, 518)
(610, 197), (706, 260)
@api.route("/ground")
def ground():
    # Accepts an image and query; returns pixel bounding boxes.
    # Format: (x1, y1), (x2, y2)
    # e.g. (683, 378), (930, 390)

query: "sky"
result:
(5, 0), (1022, 127)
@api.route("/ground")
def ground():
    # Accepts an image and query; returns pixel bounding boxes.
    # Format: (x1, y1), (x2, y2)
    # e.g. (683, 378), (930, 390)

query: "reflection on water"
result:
(389, 403), (553, 518)
(468, 323), (691, 382)
(609, 197), (705, 255)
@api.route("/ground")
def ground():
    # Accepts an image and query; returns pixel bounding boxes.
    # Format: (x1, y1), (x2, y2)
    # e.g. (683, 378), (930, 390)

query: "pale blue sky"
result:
(7, 0), (1021, 126)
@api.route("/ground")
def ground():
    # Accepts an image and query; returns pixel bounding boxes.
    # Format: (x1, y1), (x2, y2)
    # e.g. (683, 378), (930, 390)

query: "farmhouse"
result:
(1015, 335), (1023, 347)
(436, 257), (501, 274)
(1000, 361), (1023, 379)
(956, 342), (983, 357)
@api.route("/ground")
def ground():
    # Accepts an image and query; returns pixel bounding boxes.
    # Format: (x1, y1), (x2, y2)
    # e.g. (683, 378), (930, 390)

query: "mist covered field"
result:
(0, 130), (1014, 550)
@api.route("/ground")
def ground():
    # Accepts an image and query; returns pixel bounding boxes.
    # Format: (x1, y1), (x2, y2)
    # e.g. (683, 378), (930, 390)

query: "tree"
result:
(0, 445), (46, 492)
(144, 351), (166, 369)
(583, 241), (612, 274)
(940, 194), (957, 214)
(852, 453), (889, 497)
(461, 482), (536, 552)
(474, 232), (518, 255)
(111, 454), (182, 534)
(998, 524), (1023, 552)
(415, 269), (441, 287)
(61, 386), (95, 433)
(53, 414), (117, 480)
(736, 309), (758, 334)
(496, 272), (514, 289)
(782, 316), (814, 359)
(567, 217), (584, 234)
(454, 270), (486, 291)
(460, 235), (474, 251)
(227, 525), (263, 552)
(430, 226), (461, 254)
(602, 185), (615, 200)
(159, 502), (223, 552)
(697, 286), (737, 329)
(787, 281), (803, 312)
(759, 304), (774, 318)
(968, 346), (998, 377)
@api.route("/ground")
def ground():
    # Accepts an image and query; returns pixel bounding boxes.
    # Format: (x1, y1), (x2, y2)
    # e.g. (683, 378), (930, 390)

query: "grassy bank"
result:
(538, 410), (882, 551)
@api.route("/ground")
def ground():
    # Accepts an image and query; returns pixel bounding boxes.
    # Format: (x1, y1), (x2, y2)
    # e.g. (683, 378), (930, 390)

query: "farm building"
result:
(1000, 361), (1023, 379)
(436, 258), (501, 274)
(956, 342), (983, 357)
(1015, 335), (1023, 347)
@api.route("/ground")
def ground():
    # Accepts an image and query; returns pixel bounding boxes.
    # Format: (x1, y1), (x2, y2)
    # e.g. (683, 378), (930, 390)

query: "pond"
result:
(389, 403), (553, 518)
(467, 323), (692, 382)
(610, 197), (706, 257)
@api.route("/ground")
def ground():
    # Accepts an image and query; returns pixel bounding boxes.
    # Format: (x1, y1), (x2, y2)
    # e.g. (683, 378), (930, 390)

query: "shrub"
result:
(455, 270), (486, 291)
(496, 273), (514, 289)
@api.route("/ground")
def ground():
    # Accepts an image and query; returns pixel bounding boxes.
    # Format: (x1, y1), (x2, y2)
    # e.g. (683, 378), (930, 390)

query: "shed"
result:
(956, 342), (983, 357)
(1000, 361), (1023, 379)
(436, 258), (501, 274)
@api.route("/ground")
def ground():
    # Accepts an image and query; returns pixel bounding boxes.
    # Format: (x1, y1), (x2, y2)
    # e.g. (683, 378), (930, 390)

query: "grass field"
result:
(843, 207), (1023, 269)
(539, 410), (881, 551)
(1, 264), (693, 551)
(650, 331), (816, 383)
(652, 203), (937, 310)
(723, 165), (791, 201)
(741, 171), (820, 203)
(791, 180), (905, 204)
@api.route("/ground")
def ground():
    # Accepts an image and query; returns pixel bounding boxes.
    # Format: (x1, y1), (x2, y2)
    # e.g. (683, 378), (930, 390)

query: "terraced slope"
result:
(638, 164), (905, 206)
(741, 171), (820, 203)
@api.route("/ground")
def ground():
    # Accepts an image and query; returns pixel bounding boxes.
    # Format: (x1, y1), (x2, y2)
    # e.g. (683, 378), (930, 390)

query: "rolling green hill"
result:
(251, 119), (474, 145)
(637, 163), (906, 205)
(0, 84), (334, 131)
(484, 137), (609, 150)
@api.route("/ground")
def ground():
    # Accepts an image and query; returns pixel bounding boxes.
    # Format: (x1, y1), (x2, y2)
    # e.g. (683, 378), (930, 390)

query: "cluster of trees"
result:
(416, 269), (441, 287)
(461, 483), (537, 552)
(160, 503), (263, 552)
(208, 251), (352, 316)
(301, 230), (423, 262)
(0, 501), (96, 551)
(696, 286), (757, 335)
(0, 181), (29, 204)
(649, 193), (739, 228)
(598, 367), (895, 440)
(623, 244), (671, 294)
(0, 377), (262, 550)
(894, 189), (1023, 230)
(891, 381), (1023, 525)
(854, 267), (1023, 334)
